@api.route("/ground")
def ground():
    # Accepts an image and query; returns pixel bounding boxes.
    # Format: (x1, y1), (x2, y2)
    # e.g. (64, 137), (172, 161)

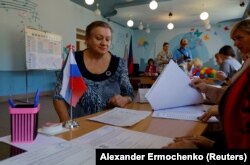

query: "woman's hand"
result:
(163, 140), (198, 149)
(190, 79), (224, 104)
(108, 95), (132, 107)
(164, 136), (214, 149)
(216, 71), (227, 81)
(190, 79), (208, 93)
(198, 105), (220, 122)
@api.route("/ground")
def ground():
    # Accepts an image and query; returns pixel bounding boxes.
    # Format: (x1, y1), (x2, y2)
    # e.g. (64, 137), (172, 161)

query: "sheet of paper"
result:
(0, 134), (66, 151)
(88, 107), (151, 126)
(137, 88), (150, 103)
(145, 60), (204, 110)
(72, 125), (173, 148)
(0, 141), (95, 165)
(152, 104), (218, 122)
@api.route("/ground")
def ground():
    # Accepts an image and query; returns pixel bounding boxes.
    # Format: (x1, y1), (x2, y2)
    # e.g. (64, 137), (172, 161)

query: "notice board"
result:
(25, 27), (63, 70)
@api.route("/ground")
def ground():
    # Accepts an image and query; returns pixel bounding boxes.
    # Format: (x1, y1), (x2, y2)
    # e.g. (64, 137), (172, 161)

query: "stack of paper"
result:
(145, 60), (208, 121)
(146, 60), (204, 110)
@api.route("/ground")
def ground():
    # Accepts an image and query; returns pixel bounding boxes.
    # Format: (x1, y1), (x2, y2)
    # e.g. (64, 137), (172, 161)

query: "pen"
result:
(8, 99), (15, 108)
(33, 89), (40, 107)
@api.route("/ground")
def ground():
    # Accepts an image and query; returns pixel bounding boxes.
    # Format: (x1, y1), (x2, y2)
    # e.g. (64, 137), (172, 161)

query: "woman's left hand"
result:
(108, 95), (131, 107)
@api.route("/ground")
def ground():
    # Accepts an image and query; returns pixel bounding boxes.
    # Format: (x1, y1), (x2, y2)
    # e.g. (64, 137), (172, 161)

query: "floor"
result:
(0, 94), (59, 137)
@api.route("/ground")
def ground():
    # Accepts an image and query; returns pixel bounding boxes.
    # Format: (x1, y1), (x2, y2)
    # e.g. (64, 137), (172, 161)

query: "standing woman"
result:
(53, 21), (134, 122)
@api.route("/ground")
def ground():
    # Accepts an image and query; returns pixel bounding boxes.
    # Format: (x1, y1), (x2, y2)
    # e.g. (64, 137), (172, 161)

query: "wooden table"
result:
(56, 102), (207, 141)
(129, 76), (157, 89)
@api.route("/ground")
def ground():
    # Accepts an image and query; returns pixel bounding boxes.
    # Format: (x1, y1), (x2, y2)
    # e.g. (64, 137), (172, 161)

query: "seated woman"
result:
(215, 45), (242, 79)
(53, 21), (134, 122)
(144, 58), (157, 76)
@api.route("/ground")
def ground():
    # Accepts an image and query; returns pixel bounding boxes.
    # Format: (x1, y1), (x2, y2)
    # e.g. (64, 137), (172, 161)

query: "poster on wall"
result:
(25, 27), (63, 70)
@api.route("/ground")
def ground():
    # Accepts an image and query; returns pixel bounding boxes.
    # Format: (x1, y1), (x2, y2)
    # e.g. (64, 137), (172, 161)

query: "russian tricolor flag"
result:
(60, 45), (87, 107)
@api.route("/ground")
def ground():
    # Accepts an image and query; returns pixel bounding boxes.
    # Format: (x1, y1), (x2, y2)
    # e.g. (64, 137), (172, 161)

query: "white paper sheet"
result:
(137, 88), (150, 103)
(72, 125), (173, 149)
(0, 134), (66, 151)
(88, 107), (151, 126)
(145, 60), (204, 110)
(0, 141), (95, 165)
(152, 104), (218, 122)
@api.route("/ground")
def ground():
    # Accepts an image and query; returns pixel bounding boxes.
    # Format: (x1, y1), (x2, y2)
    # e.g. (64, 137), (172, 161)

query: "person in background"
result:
(53, 21), (134, 122)
(156, 42), (172, 73)
(164, 19), (250, 149)
(187, 58), (203, 77)
(214, 45), (242, 80)
(144, 58), (157, 76)
(173, 38), (193, 71)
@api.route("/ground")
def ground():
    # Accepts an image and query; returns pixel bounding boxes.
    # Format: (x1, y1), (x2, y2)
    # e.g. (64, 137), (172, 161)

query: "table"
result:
(129, 76), (157, 89)
(56, 102), (207, 141)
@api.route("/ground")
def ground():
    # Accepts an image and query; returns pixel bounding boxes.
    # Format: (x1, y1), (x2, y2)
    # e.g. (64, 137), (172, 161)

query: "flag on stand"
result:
(128, 36), (134, 75)
(123, 44), (128, 62)
(60, 44), (87, 107)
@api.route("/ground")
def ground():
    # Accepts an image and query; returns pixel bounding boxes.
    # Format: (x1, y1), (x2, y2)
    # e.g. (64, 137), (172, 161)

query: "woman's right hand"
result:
(190, 79), (208, 93)
(216, 71), (227, 81)
(198, 105), (220, 122)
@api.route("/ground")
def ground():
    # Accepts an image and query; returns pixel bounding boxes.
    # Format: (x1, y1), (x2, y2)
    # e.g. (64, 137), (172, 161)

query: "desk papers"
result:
(145, 60), (204, 110)
(152, 104), (218, 122)
(88, 107), (151, 126)
(72, 125), (173, 148)
(1, 126), (173, 165)
(0, 141), (95, 165)
(0, 134), (66, 152)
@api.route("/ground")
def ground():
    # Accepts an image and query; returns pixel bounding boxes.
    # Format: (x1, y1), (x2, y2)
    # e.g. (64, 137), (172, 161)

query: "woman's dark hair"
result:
(163, 42), (169, 46)
(85, 21), (113, 38)
(147, 58), (155, 65)
(219, 45), (236, 57)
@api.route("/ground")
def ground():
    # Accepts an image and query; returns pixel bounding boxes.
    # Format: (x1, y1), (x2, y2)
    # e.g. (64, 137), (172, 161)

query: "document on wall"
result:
(1, 141), (95, 165)
(152, 104), (218, 122)
(88, 107), (151, 127)
(145, 60), (204, 110)
(72, 125), (173, 149)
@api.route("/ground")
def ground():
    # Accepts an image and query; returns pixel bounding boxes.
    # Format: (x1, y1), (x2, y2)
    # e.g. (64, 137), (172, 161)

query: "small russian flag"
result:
(60, 45), (87, 107)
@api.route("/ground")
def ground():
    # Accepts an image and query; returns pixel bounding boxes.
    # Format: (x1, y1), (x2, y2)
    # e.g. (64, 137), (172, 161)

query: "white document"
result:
(152, 104), (218, 122)
(72, 125), (173, 149)
(0, 141), (95, 165)
(145, 60), (204, 110)
(0, 134), (66, 151)
(137, 88), (150, 103)
(88, 107), (151, 127)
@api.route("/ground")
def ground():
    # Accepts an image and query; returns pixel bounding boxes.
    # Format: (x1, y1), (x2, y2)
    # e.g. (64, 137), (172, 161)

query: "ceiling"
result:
(71, 0), (250, 30)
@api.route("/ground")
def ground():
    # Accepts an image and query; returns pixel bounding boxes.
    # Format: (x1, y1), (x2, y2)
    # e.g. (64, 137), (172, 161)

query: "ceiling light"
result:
(85, 0), (94, 5)
(94, 3), (101, 16)
(127, 19), (134, 27)
(167, 22), (174, 30)
(167, 12), (174, 30)
(138, 22), (144, 30)
(149, 0), (158, 10)
(200, 11), (209, 20)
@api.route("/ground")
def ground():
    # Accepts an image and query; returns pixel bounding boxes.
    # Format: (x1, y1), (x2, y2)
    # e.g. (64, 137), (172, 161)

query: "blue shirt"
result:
(173, 47), (192, 65)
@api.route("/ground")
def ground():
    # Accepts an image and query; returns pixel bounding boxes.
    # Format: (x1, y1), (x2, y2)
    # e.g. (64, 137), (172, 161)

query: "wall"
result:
(0, 0), (240, 97)
(0, 0), (132, 97)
